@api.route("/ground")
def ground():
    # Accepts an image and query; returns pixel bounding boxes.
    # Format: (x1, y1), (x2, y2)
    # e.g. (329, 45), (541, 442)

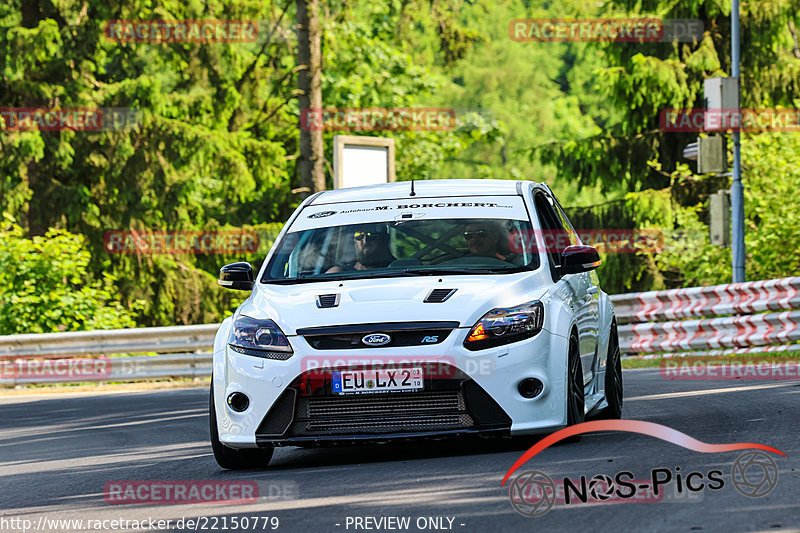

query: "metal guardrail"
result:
(0, 353), (213, 387)
(0, 325), (218, 386)
(1, 277), (798, 385)
(0, 324), (219, 358)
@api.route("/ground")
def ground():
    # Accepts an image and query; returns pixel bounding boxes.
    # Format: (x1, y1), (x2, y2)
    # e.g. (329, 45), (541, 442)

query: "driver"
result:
(464, 220), (510, 261)
(327, 223), (396, 272)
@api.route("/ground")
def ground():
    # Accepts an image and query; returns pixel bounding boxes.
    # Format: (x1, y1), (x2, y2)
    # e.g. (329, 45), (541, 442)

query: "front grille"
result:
(292, 392), (473, 435)
(304, 329), (452, 349)
(307, 392), (464, 417)
(306, 415), (472, 432)
(298, 321), (458, 350)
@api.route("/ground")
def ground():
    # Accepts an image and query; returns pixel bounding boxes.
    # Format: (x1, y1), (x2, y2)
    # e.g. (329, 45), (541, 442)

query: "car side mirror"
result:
(559, 245), (601, 275)
(219, 262), (254, 291)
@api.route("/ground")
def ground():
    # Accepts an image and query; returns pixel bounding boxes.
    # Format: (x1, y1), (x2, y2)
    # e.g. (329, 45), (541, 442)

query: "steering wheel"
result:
(426, 253), (458, 264)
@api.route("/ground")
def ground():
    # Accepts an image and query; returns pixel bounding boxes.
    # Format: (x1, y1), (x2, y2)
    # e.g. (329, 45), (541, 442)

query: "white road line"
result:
(626, 381), (795, 401)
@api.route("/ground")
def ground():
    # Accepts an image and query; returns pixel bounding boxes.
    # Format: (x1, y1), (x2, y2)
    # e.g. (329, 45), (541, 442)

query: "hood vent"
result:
(316, 294), (340, 308)
(424, 288), (456, 303)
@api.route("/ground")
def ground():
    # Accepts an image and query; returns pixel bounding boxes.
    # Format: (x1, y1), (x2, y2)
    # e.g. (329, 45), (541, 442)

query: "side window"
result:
(534, 193), (572, 270)
(552, 198), (580, 246)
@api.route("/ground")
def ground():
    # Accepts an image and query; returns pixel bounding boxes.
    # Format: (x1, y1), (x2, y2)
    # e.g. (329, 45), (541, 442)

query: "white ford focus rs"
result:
(210, 179), (622, 469)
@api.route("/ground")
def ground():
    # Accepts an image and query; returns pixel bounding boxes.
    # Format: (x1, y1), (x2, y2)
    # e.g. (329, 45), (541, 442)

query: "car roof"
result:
(308, 179), (543, 205)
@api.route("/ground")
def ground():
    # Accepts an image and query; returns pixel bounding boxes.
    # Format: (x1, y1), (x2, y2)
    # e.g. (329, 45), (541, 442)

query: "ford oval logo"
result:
(308, 210), (336, 219)
(361, 333), (391, 346)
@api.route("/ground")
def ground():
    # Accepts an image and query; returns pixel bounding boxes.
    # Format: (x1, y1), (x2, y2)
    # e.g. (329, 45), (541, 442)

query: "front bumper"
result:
(212, 322), (570, 449)
(255, 365), (510, 446)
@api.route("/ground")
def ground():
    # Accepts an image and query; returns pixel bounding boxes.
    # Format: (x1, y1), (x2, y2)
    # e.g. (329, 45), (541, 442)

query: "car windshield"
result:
(263, 216), (539, 283)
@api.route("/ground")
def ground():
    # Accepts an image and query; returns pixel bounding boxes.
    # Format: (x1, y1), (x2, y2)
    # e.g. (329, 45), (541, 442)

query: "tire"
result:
(566, 331), (585, 428)
(597, 322), (623, 420)
(209, 381), (274, 470)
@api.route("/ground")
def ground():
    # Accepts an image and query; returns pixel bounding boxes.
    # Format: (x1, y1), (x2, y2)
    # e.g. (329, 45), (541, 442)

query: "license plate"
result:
(332, 367), (423, 394)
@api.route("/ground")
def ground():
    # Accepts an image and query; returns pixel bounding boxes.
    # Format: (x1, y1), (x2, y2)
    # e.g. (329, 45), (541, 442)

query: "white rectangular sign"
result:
(333, 135), (395, 189)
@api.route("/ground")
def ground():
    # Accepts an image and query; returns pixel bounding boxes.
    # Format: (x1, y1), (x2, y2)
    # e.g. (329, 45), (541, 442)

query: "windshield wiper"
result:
(264, 271), (410, 284)
(400, 266), (530, 276)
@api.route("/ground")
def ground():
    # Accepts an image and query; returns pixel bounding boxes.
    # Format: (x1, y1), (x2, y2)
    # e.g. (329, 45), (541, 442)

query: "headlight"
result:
(228, 315), (293, 360)
(463, 301), (544, 351)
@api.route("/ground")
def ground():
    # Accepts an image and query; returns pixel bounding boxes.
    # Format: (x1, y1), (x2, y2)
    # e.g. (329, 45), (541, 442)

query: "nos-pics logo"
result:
(502, 421), (784, 518)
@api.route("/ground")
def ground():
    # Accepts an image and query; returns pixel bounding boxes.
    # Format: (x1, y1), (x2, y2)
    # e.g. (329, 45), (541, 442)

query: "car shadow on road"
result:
(262, 435), (544, 471)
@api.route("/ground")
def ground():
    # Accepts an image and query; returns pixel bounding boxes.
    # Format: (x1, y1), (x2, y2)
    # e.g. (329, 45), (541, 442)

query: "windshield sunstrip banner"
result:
(291, 197), (529, 232)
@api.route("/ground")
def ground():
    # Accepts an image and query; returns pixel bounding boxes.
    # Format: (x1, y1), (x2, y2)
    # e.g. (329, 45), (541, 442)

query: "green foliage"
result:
(536, 0), (800, 192)
(0, 216), (141, 334)
(568, 126), (800, 291)
(1, 0), (302, 325)
(741, 132), (800, 279)
(565, 187), (674, 293)
(428, 1), (602, 190)
(318, 1), (496, 182)
(648, 132), (800, 286)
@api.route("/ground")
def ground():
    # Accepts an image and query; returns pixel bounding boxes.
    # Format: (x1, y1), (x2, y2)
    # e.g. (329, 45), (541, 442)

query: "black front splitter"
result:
(256, 427), (510, 448)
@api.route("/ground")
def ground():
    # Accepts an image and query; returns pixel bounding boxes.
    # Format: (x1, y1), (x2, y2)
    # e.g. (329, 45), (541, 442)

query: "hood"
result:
(237, 273), (550, 335)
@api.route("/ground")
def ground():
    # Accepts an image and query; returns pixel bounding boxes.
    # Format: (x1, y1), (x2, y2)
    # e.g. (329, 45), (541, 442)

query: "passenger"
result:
(463, 221), (511, 262)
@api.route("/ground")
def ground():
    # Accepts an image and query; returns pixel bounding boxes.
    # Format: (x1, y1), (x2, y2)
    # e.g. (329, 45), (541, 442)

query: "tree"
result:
(537, 0), (800, 193)
(295, 0), (324, 194)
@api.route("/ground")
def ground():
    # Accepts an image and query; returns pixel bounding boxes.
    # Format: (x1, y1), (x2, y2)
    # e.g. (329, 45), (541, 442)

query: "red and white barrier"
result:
(611, 277), (800, 356)
(611, 276), (800, 324)
(617, 310), (800, 354)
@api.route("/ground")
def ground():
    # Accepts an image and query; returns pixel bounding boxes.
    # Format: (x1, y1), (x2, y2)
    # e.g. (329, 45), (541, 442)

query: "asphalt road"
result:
(1, 370), (798, 533)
